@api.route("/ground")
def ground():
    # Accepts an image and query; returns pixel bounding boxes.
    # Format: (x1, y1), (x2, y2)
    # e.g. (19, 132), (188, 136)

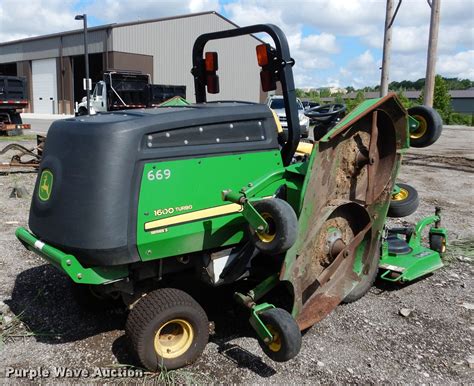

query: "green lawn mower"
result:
(16, 24), (447, 371)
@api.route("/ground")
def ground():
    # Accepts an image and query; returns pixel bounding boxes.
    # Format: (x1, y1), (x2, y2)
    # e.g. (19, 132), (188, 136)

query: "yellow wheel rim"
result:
(441, 238), (447, 253)
(411, 115), (428, 139)
(154, 319), (194, 359)
(267, 325), (282, 352)
(256, 213), (276, 243)
(392, 188), (409, 201)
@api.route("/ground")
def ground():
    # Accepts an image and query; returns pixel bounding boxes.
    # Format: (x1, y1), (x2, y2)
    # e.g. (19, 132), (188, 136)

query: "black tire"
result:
(77, 107), (87, 116)
(10, 112), (22, 124)
(71, 284), (122, 310)
(343, 240), (380, 303)
(247, 198), (298, 255)
(126, 288), (209, 371)
(408, 105), (443, 148)
(429, 233), (447, 255)
(387, 183), (419, 218)
(258, 308), (301, 362)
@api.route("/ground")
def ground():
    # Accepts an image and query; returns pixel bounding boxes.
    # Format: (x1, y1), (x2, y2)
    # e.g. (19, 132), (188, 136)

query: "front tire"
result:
(126, 288), (209, 371)
(257, 308), (301, 362)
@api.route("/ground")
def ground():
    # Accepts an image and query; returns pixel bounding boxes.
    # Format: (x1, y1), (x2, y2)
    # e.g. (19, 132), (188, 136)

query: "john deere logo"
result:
(39, 169), (53, 201)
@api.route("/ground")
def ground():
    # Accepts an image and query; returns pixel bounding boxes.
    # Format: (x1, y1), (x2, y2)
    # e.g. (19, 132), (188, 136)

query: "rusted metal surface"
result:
(281, 94), (408, 330)
(0, 135), (44, 170)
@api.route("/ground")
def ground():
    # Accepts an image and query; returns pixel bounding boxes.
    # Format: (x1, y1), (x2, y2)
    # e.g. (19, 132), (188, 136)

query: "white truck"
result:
(76, 71), (186, 115)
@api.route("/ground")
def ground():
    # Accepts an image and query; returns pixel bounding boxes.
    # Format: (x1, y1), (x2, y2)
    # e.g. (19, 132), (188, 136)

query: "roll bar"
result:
(191, 24), (300, 166)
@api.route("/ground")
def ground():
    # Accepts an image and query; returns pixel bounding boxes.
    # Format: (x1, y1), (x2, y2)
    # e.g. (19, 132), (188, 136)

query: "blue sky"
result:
(1, 0), (473, 88)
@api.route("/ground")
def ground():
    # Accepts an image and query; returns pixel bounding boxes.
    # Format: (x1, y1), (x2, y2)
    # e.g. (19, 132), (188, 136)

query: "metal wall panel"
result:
(62, 30), (108, 57)
(0, 31), (107, 63)
(112, 14), (261, 102)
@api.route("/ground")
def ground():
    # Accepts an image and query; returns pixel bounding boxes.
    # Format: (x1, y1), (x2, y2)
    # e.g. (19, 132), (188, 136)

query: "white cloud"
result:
(86, 0), (220, 24)
(437, 50), (474, 79)
(301, 33), (339, 54)
(0, 0), (472, 87)
(0, 0), (78, 42)
(337, 50), (381, 88)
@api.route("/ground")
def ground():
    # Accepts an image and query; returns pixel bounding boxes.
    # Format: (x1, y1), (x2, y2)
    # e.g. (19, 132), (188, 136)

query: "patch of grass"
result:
(0, 134), (38, 141)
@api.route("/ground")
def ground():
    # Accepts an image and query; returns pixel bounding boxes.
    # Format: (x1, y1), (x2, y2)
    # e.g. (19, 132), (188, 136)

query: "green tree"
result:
(346, 90), (365, 111)
(418, 75), (452, 122)
(397, 90), (412, 109)
(319, 88), (331, 97)
(334, 93), (344, 104)
(295, 88), (305, 98)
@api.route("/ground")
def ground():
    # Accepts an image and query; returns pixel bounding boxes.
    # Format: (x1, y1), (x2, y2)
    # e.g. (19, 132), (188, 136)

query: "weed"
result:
(0, 310), (35, 348)
(110, 362), (211, 385)
(444, 238), (474, 264)
(0, 288), (51, 348)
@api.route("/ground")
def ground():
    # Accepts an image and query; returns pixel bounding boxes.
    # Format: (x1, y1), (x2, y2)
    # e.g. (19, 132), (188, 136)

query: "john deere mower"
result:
(16, 24), (447, 370)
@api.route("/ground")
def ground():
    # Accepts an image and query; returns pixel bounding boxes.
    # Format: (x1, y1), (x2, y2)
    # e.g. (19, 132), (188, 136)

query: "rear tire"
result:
(257, 308), (301, 362)
(388, 183), (419, 218)
(247, 198), (298, 255)
(126, 288), (209, 371)
(408, 106), (443, 148)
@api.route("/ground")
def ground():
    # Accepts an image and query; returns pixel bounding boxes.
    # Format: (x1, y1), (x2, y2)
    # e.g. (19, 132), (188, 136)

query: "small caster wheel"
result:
(247, 198), (298, 255)
(408, 105), (443, 148)
(126, 288), (209, 370)
(388, 183), (419, 218)
(258, 308), (301, 362)
(429, 233), (447, 255)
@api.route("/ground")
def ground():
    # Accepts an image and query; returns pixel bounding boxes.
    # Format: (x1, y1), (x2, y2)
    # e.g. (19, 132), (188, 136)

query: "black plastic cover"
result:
(29, 103), (279, 266)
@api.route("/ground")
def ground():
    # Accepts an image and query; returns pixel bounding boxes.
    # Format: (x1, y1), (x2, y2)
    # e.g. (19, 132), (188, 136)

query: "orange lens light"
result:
(256, 44), (269, 66)
(205, 52), (218, 72)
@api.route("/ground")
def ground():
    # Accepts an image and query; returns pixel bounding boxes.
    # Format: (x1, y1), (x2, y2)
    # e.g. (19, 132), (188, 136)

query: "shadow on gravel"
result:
(217, 343), (276, 377)
(6, 265), (277, 376)
(5, 264), (126, 344)
(372, 273), (434, 293)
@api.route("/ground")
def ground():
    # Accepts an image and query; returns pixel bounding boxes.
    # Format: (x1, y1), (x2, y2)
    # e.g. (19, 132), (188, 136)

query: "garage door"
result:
(32, 58), (57, 114)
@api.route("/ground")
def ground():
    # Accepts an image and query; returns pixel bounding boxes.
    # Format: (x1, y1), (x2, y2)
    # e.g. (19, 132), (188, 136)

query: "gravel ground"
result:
(0, 126), (473, 384)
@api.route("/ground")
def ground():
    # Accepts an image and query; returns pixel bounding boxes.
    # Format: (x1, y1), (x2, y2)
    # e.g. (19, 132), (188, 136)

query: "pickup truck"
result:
(76, 71), (186, 115)
(0, 76), (31, 135)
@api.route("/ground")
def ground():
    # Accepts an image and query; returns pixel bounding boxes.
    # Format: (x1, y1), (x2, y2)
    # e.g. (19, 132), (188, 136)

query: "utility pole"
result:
(423, 0), (441, 107)
(380, 0), (402, 97)
(75, 14), (90, 115)
(380, 0), (394, 97)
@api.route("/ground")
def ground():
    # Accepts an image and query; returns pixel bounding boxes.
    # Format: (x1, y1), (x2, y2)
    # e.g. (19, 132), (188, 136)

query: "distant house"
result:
(321, 90), (474, 114)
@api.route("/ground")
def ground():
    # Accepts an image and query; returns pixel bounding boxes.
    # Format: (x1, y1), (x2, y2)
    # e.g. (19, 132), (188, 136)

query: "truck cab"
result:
(76, 71), (150, 115)
(76, 81), (107, 115)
